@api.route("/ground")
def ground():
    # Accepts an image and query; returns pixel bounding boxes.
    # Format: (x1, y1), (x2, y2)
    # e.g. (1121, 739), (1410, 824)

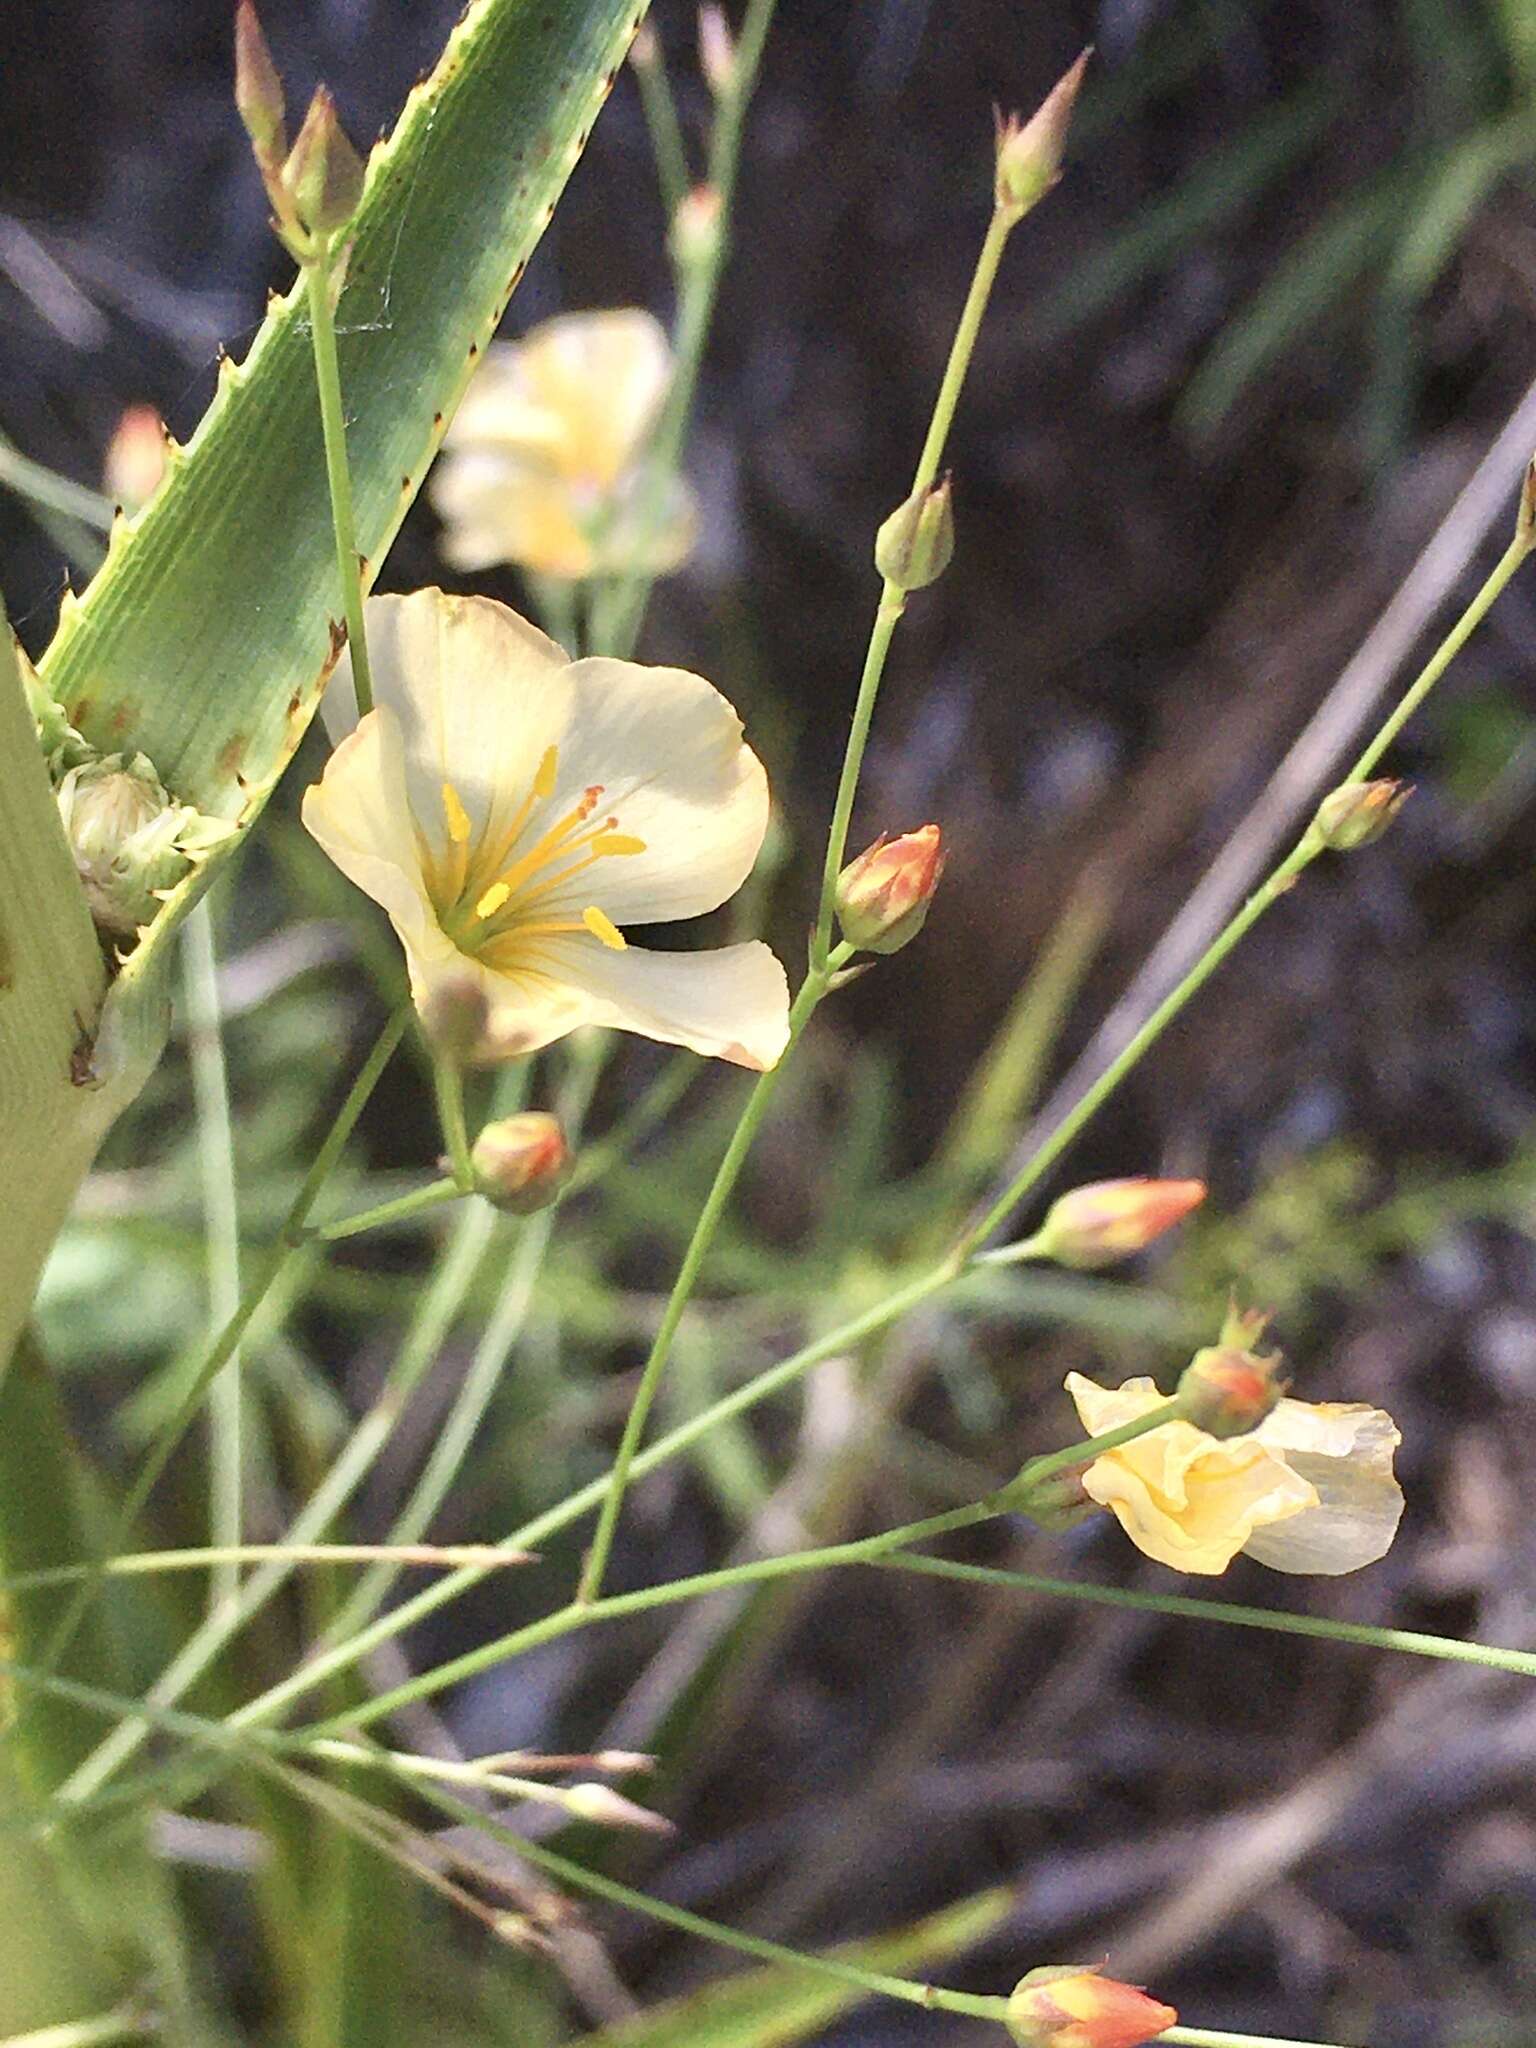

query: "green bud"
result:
(994, 52), (1089, 224)
(280, 87), (367, 245)
(56, 753), (235, 939)
(1313, 778), (1411, 852)
(874, 478), (955, 591)
(234, 0), (288, 168)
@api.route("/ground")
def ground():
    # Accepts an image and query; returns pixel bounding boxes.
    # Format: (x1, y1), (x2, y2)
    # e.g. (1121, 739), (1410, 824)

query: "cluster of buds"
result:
(835, 825), (946, 955)
(1007, 1965), (1175, 2048)
(1312, 778), (1411, 852)
(1175, 1302), (1286, 1438)
(235, 1), (366, 263)
(56, 753), (235, 940)
(1032, 1177), (1206, 1270)
(994, 52), (1089, 226)
(470, 1112), (572, 1216)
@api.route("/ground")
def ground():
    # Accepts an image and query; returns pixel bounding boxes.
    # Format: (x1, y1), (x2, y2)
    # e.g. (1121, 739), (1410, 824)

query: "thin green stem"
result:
(873, 1551), (1536, 1679)
(55, 1190), (502, 1807)
(594, 0), (778, 659)
(305, 242), (373, 717)
(811, 204), (1015, 964)
(576, 948), (847, 1605)
(306, 1400), (1188, 1733)
(0, 1542), (530, 1590)
(0, 2012), (158, 2048)
(1349, 531), (1529, 780)
(433, 1053), (474, 1188)
(629, 30), (691, 217)
(181, 898), (243, 1608)
(319, 1041), (602, 1641)
(312, 1175), (463, 1242)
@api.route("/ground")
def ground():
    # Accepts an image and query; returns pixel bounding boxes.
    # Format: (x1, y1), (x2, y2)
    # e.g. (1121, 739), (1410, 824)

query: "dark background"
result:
(8, 1), (1536, 2041)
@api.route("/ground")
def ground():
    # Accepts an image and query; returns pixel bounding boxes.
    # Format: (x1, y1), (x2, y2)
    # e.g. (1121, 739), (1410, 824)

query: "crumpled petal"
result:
(1240, 1401), (1404, 1574)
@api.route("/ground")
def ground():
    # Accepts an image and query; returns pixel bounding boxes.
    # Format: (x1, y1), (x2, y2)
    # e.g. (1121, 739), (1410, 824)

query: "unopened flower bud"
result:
(56, 753), (233, 939)
(994, 51), (1089, 224)
(281, 86), (366, 242)
(1176, 1306), (1286, 1439)
(419, 973), (491, 1065)
(1007, 1965), (1176, 2048)
(697, 4), (736, 94)
(875, 477), (955, 591)
(1313, 779), (1411, 851)
(669, 184), (723, 272)
(1034, 1178), (1205, 1270)
(471, 1112), (571, 1215)
(103, 405), (169, 513)
(835, 824), (945, 954)
(562, 1782), (672, 1833)
(234, 0), (287, 168)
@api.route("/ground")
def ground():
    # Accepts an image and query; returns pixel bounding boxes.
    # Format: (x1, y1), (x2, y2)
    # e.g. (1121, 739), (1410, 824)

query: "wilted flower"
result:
(1065, 1370), (1404, 1576)
(471, 1112), (571, 1214)
(303, 588), (789, 1067)
(1034, 1177), (1205, 1269)
(430, 310), (696, 580)
(835, 825), (945, 954)
(1007, 1965), (1175, 2048)
(57, 753), (235, 939)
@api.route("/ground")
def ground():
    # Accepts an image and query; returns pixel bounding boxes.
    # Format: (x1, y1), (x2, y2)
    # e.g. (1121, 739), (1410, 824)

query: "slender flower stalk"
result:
(180, 899), (244, 1610)
(305, 243), (374, 717)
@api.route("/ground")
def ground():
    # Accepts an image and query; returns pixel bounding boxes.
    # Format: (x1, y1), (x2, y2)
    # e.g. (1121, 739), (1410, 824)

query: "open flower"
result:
(302, 588), (789, 1069)
(1065, 1371), (1404, 1576)
(430, 309), (696, 580)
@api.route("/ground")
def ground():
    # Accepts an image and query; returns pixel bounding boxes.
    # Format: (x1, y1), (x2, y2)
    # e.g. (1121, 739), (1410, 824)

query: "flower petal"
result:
(1241, 1402), (1404, 1575)
(525, 655), (770, 926)
(300, 705), (456, 987)
(1080, 1442), (1316, 1575)
(525, 934), (790, 1068)
(430, 450), (599, 579)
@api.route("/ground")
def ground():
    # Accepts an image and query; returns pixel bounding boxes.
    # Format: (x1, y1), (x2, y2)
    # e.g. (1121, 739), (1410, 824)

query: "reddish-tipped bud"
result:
(1313, 778), (1411, 851)
(697, 4), (736, 94)
(1176, 1304), (1286, 1439)
(282, 85), (366, 241)
(1034, 1177), (1205, 1270)
(235, 0), (287, 166)
(669, 183), (724, 271)
(875, 477), (955, 591)
(994, 51), (1090, 223)
(1006, 1966), (1176, 2048)
(471, 1112), (571, 1215)
(103, 405), (169, 513)
(835, 824), (946, 954)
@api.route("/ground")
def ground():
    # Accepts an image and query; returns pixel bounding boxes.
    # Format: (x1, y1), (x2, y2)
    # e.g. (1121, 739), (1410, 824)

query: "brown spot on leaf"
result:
(216, 734), (247, 779)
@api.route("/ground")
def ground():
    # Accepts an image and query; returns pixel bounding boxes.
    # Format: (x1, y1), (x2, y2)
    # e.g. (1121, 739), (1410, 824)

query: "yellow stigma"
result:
(442, 782), (472, 845)
(582, 906), (626, 950)
(474, 880), (512, 920)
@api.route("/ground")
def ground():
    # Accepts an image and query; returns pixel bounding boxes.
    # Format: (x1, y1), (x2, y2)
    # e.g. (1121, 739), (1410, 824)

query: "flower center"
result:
(431, 744), (644, 963)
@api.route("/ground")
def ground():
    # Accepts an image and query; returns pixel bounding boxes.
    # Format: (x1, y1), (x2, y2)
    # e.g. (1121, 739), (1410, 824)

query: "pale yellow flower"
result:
(302, 588), (789, 1069)
(1065, 1371), (1404, 1576)
(430, 309), (697, 580)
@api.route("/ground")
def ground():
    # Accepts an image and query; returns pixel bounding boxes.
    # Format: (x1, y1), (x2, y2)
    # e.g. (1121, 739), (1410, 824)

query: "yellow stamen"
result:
(592, 833), (646, 856)
(534, 744), (559, 798)
(582, 906), (626, 950)
(474, 881), (512, 920)
(481, 787), (604, 903)
(442, 782), (472, 844)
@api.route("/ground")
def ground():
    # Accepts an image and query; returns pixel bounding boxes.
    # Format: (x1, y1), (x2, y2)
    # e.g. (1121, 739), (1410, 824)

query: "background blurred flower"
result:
(430, 308), (697, 579)
(303, 588), (788, 1068)
(1066, 1371), (1404, 1576)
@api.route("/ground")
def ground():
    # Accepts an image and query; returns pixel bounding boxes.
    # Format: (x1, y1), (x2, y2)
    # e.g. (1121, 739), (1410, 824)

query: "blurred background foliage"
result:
(8, 0), (1536, 2042)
